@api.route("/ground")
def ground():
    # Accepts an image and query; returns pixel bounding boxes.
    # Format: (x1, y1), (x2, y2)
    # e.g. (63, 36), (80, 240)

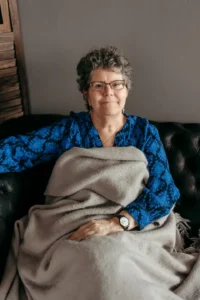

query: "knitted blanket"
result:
(0, 147), (199, 300)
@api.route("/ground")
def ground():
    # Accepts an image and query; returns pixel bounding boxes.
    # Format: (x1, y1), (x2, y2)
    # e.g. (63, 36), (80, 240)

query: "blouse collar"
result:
(84, 112), (132, 147)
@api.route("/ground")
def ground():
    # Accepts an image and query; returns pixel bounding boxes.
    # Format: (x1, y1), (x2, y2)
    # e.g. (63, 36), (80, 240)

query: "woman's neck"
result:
(91, 112), (126, 133)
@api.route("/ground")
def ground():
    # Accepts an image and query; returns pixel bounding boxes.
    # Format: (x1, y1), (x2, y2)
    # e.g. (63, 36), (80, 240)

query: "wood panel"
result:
(0, 104), (22, 117)
(0, 49), (14, 60)
(0, 82), (19, 94)
(0, 58), (15, 69)
(0, 74), (17, 85)
(8, 0), (30, 114)
(0, 41), (13, 51)
(0, 89), (20, 102)
(0, 0), (11, 32)
(0, 66), (17, 77)
(0, 0), (30, 124)
(0, 32), (14, 42)
(0, 111), (23, 124)
(0, 97), (21, 109)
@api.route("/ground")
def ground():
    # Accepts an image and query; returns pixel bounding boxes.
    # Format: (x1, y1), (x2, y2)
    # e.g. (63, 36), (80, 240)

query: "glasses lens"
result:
(110, 80), (125, 90)
(91, 82), (105, 90)
(90, 80), (125, 91)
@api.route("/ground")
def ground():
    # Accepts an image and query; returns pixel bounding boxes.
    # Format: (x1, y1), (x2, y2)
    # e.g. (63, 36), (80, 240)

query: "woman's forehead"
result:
(90, 68), (123, 81)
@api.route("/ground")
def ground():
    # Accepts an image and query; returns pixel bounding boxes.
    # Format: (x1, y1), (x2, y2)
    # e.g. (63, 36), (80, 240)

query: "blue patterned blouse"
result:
(0, 111), (180, 229)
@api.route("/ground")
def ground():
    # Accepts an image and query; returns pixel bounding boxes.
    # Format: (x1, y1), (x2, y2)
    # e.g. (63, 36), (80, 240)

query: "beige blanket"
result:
(0, 147), (199, 300)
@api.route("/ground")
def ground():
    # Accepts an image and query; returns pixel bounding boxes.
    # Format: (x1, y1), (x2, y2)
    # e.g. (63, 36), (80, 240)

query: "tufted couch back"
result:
(0, 115), (200, 279)
(151, 121), (200, 233)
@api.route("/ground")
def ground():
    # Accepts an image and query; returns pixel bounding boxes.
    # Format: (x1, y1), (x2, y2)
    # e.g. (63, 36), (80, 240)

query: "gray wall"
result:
(18, 0), (200, 122)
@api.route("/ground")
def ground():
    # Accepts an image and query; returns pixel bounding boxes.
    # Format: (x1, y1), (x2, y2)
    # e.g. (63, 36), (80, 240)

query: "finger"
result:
(74, 223), (109, 239)
(77, 220), (108, 233)
(68, 223), (93, 240)
(78, 221), (96, 232)
(70, 229), (95, 240)
(69, 230), (96, 241)
(70, 228), (108, 241)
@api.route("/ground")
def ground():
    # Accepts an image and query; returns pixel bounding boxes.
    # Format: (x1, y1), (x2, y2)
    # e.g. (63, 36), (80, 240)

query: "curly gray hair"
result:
(76, 46), (133, 110)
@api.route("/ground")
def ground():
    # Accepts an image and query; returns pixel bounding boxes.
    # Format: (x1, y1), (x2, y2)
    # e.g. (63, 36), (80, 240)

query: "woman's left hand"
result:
(68, 218), (123, 241)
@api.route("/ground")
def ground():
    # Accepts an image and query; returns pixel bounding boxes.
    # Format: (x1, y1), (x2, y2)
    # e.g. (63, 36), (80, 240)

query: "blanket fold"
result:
(0, 146), (199, 300)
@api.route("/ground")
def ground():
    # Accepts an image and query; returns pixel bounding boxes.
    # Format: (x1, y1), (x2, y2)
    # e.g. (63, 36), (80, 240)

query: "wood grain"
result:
(0, 0), (11, 32)
(0, 110), (23, 124)
(0, 58), (16, 69)
(0, 50), (15, 60)
(0, 66), (17, 77)
(0, 97), (21, 109)
(0, 104), (22, 117)
(0, 32), (14, 42)
(8, 0), (30, 114)
(0, 74), (17, 85)
(0, 82), (19, 94)
(0, 89), (20, 102)
(0, 42), (13, 51)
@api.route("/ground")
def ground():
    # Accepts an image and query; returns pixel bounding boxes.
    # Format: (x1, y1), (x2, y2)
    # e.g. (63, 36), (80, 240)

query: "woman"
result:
(0, 46), (180, 239)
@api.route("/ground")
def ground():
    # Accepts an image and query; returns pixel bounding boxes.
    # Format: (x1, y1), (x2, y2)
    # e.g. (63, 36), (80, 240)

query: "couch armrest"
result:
(0, 173), (23, 279)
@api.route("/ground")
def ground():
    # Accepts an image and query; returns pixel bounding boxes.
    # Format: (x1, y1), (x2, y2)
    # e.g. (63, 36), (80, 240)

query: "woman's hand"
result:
(68, 218), (123, 241)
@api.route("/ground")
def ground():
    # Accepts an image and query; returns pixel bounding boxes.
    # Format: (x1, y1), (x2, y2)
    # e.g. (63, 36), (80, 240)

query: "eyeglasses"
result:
(90, 80), (127, 91)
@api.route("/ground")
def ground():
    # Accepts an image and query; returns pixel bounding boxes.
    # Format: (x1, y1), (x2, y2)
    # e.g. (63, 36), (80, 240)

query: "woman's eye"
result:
(113, 83), (120, 87)
(112, 82), (123, 89)
(95, 83), (104, 88)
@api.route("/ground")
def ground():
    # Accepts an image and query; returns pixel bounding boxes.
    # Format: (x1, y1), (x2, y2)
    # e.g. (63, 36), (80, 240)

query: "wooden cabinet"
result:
(0, 0), (29, 124)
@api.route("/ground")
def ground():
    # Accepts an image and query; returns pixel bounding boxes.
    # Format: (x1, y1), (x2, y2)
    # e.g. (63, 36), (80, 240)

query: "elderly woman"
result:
(0, 46), (179, 238)
(2, 46), (199, 300)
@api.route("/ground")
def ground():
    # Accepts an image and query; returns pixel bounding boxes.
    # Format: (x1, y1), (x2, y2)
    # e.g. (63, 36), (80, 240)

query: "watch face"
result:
(120, 216), (129, 228)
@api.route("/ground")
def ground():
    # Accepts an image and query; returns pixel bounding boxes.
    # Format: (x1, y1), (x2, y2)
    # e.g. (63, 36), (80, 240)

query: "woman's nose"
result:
(103, 84), (114, 96)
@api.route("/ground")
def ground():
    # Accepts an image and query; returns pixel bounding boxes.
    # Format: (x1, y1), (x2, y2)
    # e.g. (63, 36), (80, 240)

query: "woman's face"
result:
(87, 68), (129, 117)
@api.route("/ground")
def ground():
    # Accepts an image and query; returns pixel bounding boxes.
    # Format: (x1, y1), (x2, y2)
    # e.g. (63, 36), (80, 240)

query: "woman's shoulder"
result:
(127, 114), (159, 136)
(127, 114), (151, 127)
(69, 111), (88, 120)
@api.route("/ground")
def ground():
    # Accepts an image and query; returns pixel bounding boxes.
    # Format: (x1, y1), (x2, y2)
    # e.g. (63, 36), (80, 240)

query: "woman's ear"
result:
(83, 90), (88, 101)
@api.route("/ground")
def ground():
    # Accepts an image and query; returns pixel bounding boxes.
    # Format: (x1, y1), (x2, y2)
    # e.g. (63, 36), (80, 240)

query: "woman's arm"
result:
(0, 117), (74, 173)
(124, 123), (180, 230)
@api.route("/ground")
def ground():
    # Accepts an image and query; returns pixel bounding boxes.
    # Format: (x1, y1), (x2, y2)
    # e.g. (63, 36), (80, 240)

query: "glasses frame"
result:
(89, 80), (127, 91)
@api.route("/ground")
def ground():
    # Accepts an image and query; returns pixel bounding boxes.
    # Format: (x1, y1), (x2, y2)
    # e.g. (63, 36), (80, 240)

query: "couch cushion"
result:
(153, 121), (200, 236)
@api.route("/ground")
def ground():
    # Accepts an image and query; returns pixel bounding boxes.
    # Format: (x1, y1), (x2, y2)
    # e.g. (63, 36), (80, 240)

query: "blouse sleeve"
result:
(0, 117), (75, 173)
(124, 122), (180, 229)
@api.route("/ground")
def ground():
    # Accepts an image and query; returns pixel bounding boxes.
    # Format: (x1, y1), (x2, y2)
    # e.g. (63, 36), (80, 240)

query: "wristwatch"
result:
(116, 215), (130, 230)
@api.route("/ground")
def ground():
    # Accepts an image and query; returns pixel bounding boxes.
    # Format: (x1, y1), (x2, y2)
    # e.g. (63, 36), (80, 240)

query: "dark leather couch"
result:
(0, 114), (200, 280)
